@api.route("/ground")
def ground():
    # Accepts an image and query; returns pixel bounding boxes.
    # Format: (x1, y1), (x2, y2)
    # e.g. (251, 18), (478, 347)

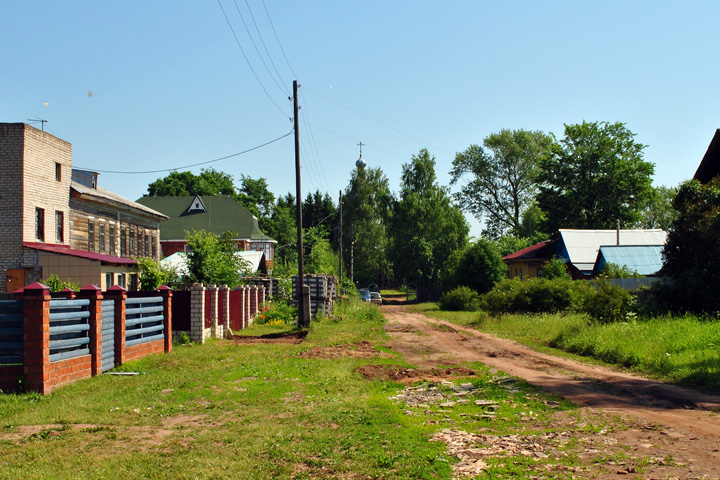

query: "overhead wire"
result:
(243, 0), (290, 94)
(76, 130), (293, 175)
(261, 0), (297, 79)
(216, 0), (288, 117)
(231, 0), (288, 97)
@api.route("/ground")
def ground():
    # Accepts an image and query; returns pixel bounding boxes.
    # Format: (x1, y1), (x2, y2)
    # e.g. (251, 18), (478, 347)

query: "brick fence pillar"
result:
(105, 285), (127, 367)
(157, 285), (172, 353)
(218, 284), (229, 339)
(207, 284), (218, 338)
(78, 285), (103, 376)
(190, 284), (206, 344)
(18, 282), (51, 395)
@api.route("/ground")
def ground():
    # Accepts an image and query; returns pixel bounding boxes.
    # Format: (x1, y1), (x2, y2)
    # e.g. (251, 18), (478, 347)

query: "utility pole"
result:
(338, 190), (343, 281)
(293, 80), (308, 327)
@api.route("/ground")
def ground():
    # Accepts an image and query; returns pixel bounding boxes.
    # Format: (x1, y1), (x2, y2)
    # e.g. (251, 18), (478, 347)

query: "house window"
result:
(144, 233), (150, 258)
(137, 231), (143, 257)
(105, 273), (114, 288)
(152, 234), (157, 259)
(88, 221), (95, 251)
(55, 163), (62, 181)
(99, 224), (106, 253)
(109, 225), (116, 255)
(129, 230), (135, 256)
(35, 208), (45, 241)
(55, 211), (64, 243)
(129, 274), (138, 292)
(120, 228), (127, 256)
(117, 274), (126, 289)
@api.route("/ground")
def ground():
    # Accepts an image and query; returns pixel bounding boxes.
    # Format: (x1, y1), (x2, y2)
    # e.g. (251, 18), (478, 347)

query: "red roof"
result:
(23, 242), (138, 266)
(503, 241), (553, 261)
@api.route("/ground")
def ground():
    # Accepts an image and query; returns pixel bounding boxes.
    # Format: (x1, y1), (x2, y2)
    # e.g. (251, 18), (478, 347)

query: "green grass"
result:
(0, 299), (592, 479)
(413, 303), (720, 394)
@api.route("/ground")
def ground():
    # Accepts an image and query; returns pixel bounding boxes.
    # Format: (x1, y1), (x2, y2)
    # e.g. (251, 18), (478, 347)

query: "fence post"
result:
(207, 284), (218, 338)
(157, 285), (172, 353)
(190, 284), (206, 344)
(78, 285), (103, 376)
(219, 284), (229, 339)
(105, 285), (127, 367)
(242, 286), (249, 329)
(19, 282), (51, 394)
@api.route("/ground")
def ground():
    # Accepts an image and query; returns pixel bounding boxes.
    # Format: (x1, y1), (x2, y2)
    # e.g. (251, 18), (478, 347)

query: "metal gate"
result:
(101, 299), (115, 372)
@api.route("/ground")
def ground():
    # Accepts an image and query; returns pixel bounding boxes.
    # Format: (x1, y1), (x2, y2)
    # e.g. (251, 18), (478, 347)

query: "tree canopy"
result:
(451, 129), (553, 239)
(662, 178), (720, 313)
(390, 149), (468, 292)
(537, 121), (654, 234)
(147, 168), (236, 197)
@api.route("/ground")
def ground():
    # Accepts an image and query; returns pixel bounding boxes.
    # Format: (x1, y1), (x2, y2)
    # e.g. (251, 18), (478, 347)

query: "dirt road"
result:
(381, 303), (720, 478)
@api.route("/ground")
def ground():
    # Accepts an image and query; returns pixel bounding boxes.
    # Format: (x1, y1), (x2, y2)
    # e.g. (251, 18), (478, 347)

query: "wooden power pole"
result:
(293, 80), (308, 327)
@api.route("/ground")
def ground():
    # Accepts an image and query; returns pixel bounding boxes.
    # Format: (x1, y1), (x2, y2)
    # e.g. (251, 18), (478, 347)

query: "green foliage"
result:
(451, 129), (553, 239)
(390, 149), (468, 289)
(662, 178), (720, 313)
(185, 229), (248, 287)
(147, 168), (236, 197)
(264, 193), (297, 268)
(483, 277), (590, 315)
(581, 278), (636, 323)
(343, 165), (393, 285)
(444, 239), (506, 294)
(599, 262), (640, 279)
(304, 226), (339, 276)
(254, 301), (297, 326)
(638, 184), (678, 230)
(438, 286), (481, 311)
(493, 235), (533, 257)
(42, 274), (80, 292)
(537, 121), (655, 234)
(136, 257), (170, 291)
(541, 257), (571, 280)
(236, 175), (275, 230)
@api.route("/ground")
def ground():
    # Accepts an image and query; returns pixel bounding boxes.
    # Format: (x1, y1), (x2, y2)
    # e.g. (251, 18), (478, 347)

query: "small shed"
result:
(593, 245), (665, 276)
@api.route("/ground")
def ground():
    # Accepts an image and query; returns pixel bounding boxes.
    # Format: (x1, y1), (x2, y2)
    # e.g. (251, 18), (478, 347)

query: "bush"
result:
(42, 274), (80, 292)
(438, 286), (481, 311)
(581, 278), (636, 323)
(482, 277), (590, 315)
(541, 257), (570, 280)
(255, 300), (297, 326)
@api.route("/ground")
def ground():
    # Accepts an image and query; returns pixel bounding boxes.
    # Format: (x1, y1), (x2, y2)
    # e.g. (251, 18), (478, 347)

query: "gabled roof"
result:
(557, 229), (667, 273)
(24, 242), (137, 266)
(694, 129), (720, 184)
(503, 241), (554, 261)
(594, 245), (664, 276)
(135, 195), (275, 243)
(71, 182), (167, 220)
(161, 250), (265, 275)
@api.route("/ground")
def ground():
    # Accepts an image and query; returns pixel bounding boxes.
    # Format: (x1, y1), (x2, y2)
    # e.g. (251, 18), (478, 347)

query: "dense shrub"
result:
(541, 257), (570, 280)
(438, 286), (481, 311)
(581, 278), (636, 323)
(255, 301), (297, 326)
(482, 277), (590, 315)
(443, 239), (507, 294)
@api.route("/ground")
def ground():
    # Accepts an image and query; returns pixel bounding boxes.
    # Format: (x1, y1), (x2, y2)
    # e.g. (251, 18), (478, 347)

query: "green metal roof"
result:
(135, 195), (275, 242)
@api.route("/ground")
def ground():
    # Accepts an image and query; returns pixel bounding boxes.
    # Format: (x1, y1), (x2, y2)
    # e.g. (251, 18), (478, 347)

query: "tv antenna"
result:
(28, 118), (48, 131)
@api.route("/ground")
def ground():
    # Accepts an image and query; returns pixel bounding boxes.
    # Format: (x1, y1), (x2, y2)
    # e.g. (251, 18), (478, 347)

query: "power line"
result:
(243, 0), (289, 93)
(304, 86), (453, 156)
(76, 130), (293, 174)
(261, 0), (297, 79)
(216, 0), (287, 117)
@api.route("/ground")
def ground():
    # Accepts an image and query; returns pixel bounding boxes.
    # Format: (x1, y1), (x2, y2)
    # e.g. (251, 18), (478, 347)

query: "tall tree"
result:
(390, 149), (469, 294)
(343, 165), (392, 286)
(638, 185), (678, 231)
(236, 175), (275, 230)
(264, 193), (297, 268)
(302, 190), (337, 240)
(537, 121), (654, 234)
(451, 129), (553, 239)
(662, 178), (720, 313)
(147, 168), (236, 197)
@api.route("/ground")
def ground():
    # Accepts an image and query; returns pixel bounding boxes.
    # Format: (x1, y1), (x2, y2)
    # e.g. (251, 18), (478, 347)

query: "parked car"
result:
(370, 291), (382, 305)
(358, 289), (372, 302)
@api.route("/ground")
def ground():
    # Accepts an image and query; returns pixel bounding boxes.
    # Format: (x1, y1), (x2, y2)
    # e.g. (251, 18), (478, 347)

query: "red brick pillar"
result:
(78, 285), (103, 376)
(157, 285), (172, 353)
(19, 282), (51, 395)
(105, 285), (127, 366)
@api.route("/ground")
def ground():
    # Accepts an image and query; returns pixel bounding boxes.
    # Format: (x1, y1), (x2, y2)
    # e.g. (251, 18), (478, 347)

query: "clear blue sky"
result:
(3, 1), (718, 237)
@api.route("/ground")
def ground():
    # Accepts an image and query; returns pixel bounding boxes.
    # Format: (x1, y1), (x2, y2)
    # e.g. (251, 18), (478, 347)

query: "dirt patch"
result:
(381, 304), (720, 478)
(231, 330), (308, 344)
(299, 340), (389, 359)
(356, 364), (476, 384)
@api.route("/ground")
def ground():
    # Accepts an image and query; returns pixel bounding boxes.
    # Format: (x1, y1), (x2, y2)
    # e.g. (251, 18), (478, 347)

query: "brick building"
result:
(0, 123), (167, 294)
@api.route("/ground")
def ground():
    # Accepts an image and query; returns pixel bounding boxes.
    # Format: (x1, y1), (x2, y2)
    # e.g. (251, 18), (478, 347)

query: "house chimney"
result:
(616, 219), (620, 245)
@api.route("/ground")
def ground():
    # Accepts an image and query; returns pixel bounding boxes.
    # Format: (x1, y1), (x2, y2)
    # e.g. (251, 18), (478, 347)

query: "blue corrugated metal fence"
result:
(49, 299), (91, 363)
(125, 297), (165, 347)
(101, 299), (115, 372)
(0, 300), (23, 365)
